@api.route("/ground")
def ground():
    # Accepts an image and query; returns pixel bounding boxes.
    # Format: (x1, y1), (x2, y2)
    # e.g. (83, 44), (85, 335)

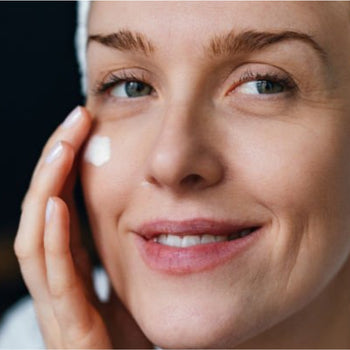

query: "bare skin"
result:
(14, 107), (151, 348)
(14, 2), (350, 348)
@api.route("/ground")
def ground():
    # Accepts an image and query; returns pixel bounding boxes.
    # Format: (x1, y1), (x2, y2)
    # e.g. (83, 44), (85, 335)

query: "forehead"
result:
(89, 2), (348, 47)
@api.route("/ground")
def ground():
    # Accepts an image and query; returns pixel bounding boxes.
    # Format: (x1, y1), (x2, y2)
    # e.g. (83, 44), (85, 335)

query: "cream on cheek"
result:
(83, 135), (111, 167)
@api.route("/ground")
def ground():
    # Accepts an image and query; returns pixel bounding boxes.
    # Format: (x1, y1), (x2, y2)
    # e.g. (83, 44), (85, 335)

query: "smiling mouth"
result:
(153, 228), (256, 247)
(134, 219), (262, 274)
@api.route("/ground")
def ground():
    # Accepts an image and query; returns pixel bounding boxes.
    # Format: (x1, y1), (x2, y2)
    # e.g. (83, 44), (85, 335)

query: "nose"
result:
(144, 103), (225, 192)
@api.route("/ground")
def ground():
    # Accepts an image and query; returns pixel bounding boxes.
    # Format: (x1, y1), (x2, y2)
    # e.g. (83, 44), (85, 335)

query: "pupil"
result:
(257, 80), (283, 94)
(125, 81), (151, 97)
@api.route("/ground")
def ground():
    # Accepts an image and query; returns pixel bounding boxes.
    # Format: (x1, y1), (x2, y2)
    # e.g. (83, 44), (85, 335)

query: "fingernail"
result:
(45, 141), (63, 163)
(62, 106), (82, 128)
(45, 197), (55, 223)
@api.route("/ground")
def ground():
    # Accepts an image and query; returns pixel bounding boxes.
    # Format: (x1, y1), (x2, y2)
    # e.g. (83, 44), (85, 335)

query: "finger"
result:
(15, 142), (75, 301)
(58, 192), (96, 306)
(19, 106), (92, 258)
(29, 106), (92, 193)
(16, 106), (91, 272)
(61, 162), (95, 300)
(44, 197), (111, 348)
(33, 300), (64, 348)
(20, 107), (92, 212)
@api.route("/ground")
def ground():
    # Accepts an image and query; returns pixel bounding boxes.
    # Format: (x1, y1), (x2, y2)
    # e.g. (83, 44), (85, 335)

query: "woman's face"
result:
(82, 2), (350, 347)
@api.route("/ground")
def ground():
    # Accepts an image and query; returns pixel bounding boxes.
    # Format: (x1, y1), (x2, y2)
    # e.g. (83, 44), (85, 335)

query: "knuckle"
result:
(49, 276), (78, 300)
(44, 243), (71, 258)
(66, 318), (96, 347)
(13, 237), (31, 261)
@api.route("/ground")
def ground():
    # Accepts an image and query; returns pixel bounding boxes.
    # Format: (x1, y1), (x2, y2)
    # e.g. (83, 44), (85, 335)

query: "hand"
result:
(14, 107), (151, 349)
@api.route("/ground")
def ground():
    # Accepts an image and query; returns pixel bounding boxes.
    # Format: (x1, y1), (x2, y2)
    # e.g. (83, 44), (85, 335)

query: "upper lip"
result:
(135, 218), (259, 240)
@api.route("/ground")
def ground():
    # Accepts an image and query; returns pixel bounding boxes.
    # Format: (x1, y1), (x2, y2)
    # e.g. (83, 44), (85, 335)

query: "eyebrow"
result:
(208, 30), (327, 62)
(88, 29), (155, 55)
(88, 29), (327, 62)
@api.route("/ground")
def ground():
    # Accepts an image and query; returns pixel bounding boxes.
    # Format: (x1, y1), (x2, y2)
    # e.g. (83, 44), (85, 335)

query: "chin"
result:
(143, 320), (259, 349)
(132, 298), (264, 349)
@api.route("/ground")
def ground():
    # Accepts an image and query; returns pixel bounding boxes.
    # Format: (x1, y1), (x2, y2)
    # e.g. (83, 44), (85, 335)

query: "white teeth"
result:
(158, 234), (168, 245)
(153, 229), (255, 247)
(182, 235), (201, 247)
(201, 234), (216, 244)
(155, 234), (228, 247)
(167, 234), (182, 247)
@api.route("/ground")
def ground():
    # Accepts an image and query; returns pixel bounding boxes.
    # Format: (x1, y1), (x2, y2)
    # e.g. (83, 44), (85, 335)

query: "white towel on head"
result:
(75, 0), (91, 95)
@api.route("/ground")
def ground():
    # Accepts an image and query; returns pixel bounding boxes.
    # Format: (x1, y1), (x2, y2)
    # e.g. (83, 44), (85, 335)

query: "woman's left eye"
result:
(110, 80), (153, 98)
(235, 80), (285, 95)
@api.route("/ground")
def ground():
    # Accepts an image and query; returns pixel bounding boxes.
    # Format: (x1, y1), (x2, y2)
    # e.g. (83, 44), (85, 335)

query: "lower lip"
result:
(133, 228), (262, 275)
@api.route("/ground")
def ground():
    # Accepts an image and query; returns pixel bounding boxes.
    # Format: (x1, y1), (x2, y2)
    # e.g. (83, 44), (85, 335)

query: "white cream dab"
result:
(84, 135), (111, 167)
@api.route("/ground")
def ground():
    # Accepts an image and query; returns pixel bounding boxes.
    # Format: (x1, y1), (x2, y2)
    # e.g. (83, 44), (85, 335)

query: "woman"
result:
(9, 1), (350, 348)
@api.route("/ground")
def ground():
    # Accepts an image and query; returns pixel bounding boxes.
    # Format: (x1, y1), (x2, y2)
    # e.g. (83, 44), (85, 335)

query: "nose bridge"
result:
(149, 100), (199, 169)
(144, 99), (224, 191)
(158, 101), (197, 149)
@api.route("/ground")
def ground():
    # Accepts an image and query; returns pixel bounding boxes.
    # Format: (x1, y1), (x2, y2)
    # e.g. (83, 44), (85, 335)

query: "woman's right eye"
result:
(110, 80), (154, 98)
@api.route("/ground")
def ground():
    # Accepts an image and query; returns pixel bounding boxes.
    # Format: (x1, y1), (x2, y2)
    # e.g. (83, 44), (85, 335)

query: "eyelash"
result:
(92, 70), (297, 97)
(232, 70), (297, 94)
(92, 71), (151, 96)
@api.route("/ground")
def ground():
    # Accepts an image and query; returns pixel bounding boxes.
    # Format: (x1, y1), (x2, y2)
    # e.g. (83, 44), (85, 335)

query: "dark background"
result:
(0, 1), (82, 320)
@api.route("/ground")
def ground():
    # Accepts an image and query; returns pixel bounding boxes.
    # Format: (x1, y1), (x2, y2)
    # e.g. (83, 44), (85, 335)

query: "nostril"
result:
(180, 174), (203, 186)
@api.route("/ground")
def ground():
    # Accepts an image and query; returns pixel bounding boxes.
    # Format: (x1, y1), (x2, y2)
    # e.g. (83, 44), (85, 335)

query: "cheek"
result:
(233, 113), (350, 291)
(232, 115), (350, 213)
(79, 123), (148, 253)
(81, 119), (147, 194)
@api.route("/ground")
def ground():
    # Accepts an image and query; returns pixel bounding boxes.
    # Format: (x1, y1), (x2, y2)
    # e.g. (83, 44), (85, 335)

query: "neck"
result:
(238, 260), (350, 348)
